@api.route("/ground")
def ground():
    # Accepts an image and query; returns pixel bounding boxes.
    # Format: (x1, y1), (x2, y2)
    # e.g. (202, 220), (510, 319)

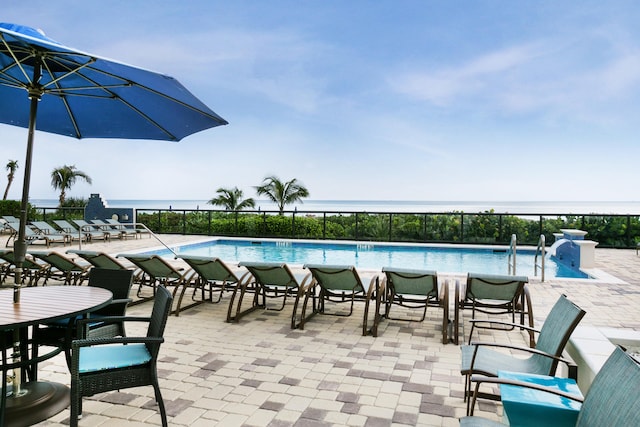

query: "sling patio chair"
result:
(460, 294), (586, 415)
(0, 249), (49, 286)
(54, 219), (108, 242)
(31, 220), (81, 243)
(29, 250), (91, 286)
(73, 219), (117, 241)
(461, 346), (640, 426)
(67, 249), (143, 281)
(294, 264), (384, 336)
(454, 272), (533, 346)
(92, 219), (137, 239)
(32, 268), (134, 373)
(227, 262), (311, 323)
(4, 221), (69, 248)
(116, 253), (190, 311)
(105, 218), (142, 239)
(70, 285), (173, 427)
(381, 267), (449, 344)
(176, 255), (248, 314)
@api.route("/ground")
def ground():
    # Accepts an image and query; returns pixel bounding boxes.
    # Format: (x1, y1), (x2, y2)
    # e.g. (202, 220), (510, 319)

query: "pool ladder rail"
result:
(534, 234), (546, 282)
(508, 234), (517, 275)
(508, 234), (546, 282)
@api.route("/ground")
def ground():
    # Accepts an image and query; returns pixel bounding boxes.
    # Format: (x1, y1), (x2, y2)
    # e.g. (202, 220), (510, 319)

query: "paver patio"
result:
(3, 234), (639, 426)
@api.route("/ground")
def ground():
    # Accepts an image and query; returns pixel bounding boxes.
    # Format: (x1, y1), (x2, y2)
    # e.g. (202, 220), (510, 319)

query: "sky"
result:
(1, 1), (640, 203)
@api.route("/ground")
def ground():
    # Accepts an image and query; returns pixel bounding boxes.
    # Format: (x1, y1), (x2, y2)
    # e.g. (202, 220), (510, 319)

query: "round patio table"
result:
(0, 286), (113, 427)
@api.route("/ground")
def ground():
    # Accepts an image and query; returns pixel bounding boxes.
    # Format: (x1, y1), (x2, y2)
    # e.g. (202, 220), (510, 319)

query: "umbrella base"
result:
(5, 381), (70, 427)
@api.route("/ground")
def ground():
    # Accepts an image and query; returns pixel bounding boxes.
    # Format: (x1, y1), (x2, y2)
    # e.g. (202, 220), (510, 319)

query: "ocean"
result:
(29, 199), (640, 215)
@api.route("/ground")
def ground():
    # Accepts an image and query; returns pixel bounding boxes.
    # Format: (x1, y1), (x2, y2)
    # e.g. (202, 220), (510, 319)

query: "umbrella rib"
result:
(1, 24), (227, 142)
(0, 75), (26, 89)
(115, 96), (179, 140)
(0, 34), (35, 84)
(40, 55), (179, 140)
(41, 56), (97, 89)
(75, 62), (225, 121)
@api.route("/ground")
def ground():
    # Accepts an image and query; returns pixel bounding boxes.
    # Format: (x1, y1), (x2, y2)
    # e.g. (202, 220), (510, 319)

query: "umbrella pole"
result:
(13, 63), (42, 304)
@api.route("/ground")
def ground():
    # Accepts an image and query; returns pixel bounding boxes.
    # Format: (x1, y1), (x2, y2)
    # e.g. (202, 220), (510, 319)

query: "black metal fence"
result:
(33, 206), (639, 249)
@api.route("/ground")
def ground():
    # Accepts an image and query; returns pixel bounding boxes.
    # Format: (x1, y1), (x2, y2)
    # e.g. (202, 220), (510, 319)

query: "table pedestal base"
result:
(5, 381), (70, 427)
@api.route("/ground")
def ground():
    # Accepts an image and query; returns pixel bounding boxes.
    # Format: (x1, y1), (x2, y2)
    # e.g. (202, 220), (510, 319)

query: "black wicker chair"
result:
(70, 285), (173, 427)
(32, 268), (134, 372)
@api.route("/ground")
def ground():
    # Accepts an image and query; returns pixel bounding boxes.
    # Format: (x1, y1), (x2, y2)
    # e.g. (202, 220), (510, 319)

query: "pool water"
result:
(150, 239), (589, 279)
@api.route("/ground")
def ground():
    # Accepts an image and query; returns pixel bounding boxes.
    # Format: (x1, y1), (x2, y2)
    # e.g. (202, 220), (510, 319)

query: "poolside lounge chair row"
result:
(2, 217), (149, 248)
(0, 244), (536, 346)
(73, 252), (504, 344)
(0, 249), (92, 286)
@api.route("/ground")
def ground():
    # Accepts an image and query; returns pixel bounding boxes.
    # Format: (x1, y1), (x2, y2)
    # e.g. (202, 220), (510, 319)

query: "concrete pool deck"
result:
(5, 234), (640, 426)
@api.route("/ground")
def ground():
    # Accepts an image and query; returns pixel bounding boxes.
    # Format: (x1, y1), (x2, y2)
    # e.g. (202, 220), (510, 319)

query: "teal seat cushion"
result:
(79, 343), (151, 373)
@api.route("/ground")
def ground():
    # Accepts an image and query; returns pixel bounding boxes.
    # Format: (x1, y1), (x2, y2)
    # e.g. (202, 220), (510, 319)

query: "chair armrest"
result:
(468, 319), (541, 334)
(468, 341), (575, 368)
(75, 315), (151, 329)
(71, 336), (163, 349)
(467, 374), (584, 416)
(365, 275), (383, 299)
(109, 298), (133, 305)
(297, 272), (313, 288)
(298, 274), (316, 293)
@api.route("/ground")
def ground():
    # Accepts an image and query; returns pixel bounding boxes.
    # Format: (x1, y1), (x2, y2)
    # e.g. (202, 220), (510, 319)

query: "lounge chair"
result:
(105, 218), (143, 239)
(4, 221), (69, 247)
(1, 215), (18, 224)
(72, 219), (115, 241)
(0, 249), (49, 286)
(29, 250), (91, 286)
(92, 219), (137, 239)
(460, 294), (586, 414)
(177, 255), (247, 313)
(227, 262), (310, 323)
(67, 249), (143, 281)
(116, 253), (190, 310)
(0, 217), (15, 234)
(294, 264), (384, 336)
(70, 285), (173, 427)
(461, 346), (640, 426)
(54, 219), (108, 242)
(31, 220), (81, 242)
(454, 272), (533, 346)
(381, 267), (449, 344)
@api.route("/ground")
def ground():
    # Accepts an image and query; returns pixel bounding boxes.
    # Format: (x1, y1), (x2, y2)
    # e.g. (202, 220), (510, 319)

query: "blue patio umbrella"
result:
(0, 23), (228, 302)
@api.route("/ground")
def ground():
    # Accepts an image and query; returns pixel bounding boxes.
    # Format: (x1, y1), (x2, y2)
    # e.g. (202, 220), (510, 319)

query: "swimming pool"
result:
(149, 238), (589, 279)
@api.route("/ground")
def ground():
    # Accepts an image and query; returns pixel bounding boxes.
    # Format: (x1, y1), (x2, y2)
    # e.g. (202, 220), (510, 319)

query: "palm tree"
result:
(50, 165), (93, 206)
(255, 175), (310, 214)
(207, 187), (255, 211)
(3, 160), (18, 200)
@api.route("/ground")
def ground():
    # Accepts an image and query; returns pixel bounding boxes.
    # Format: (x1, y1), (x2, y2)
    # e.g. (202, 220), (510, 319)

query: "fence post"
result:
(539, 215), (543, 240)
(423, 213), (427, 242)
(323, 213), (327, 240)
(292, 212), (296, 239)
(262, 212), (267, 236)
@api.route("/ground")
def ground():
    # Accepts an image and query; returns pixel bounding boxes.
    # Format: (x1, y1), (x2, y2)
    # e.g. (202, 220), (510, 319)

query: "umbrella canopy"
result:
(0, 23), (228, 302)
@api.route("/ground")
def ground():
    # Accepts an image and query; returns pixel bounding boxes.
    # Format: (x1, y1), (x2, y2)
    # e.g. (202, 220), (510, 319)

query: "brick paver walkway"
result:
(3, 235), (638, 426)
